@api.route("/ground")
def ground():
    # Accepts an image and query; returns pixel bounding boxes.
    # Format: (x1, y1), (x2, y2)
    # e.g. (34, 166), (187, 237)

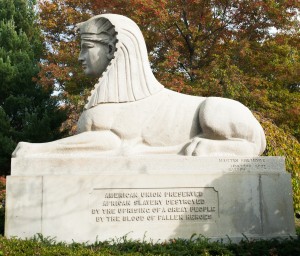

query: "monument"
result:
(5, 14), (295, 243)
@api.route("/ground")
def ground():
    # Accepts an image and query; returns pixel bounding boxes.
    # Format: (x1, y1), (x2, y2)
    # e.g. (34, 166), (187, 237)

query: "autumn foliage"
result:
(39, 0), (300, 134)
(38, 0), (300, 211)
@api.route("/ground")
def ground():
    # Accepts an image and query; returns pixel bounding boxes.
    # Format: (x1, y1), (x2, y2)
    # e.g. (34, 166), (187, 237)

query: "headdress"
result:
(77, 17), (116, 43)
(77, 14), (163, 109)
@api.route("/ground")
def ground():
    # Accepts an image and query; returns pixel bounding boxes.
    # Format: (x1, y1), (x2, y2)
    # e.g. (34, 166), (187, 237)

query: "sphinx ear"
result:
(107, 43), (115, 60)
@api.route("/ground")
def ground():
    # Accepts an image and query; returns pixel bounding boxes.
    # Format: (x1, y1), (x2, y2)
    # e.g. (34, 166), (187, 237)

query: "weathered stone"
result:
(5, 156), (296, 243)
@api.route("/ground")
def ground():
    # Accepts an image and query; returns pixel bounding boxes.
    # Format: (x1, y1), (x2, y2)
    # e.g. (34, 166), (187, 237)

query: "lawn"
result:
(0, 231), (299, 255)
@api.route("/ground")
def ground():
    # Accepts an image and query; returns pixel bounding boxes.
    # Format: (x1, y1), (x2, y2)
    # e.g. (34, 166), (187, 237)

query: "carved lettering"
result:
(219, 157), (269, 172)
(90, 187), (218, 224)
(134, 200), (162, 206)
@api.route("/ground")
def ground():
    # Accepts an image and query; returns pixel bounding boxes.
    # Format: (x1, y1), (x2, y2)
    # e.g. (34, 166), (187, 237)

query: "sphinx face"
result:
(78, 39), (110, 77)
(79, 14), (164, 108)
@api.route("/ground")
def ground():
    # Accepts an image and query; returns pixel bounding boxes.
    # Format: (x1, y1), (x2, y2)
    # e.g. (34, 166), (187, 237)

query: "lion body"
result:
(76, 89), (266, 156)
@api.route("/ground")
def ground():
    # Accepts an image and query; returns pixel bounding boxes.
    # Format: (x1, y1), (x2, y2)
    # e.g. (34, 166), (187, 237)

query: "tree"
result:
(0, 0), (68, 175)
(39, 0), (300, 212)
(39, 0), (299, 137)
(0, 107), (15, 173)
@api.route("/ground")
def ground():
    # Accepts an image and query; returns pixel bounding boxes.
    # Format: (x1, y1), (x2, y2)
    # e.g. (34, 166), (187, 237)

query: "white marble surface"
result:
(5, 176), (42, 238)
(5, 156), (295, 243)
(11, 156), (285, 176)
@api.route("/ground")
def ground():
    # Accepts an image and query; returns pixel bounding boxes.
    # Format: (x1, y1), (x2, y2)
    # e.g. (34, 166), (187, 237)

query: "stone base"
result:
(5, 156), (296, 243)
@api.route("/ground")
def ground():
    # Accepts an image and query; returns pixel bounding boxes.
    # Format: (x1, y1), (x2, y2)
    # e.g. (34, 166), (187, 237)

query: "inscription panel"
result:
(90, 187), (218, 223)
(219, 157), (268, 172)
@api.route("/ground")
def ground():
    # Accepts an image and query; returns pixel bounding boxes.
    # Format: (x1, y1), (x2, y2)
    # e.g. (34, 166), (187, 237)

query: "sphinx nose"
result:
(78, 52), (84, 62)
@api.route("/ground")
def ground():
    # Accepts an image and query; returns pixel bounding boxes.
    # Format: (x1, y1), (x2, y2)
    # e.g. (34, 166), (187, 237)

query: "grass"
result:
(0, 211), (299, 255)
(295, 217), (300, 234)
(0, 233), (299, 256)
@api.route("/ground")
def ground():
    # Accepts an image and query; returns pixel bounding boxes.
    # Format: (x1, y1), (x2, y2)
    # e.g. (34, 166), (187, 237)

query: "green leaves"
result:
(255, 113), (300, 214)
(0, 108), (15, 172)
(0, 0), (68, 175)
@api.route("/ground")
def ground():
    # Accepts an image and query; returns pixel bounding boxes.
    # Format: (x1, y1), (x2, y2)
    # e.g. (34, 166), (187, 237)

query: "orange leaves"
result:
(38, 63), (68, 89)
(0, 176), (5, 205)
(38, 0), (300, 142)
(40, 0), (90, 41)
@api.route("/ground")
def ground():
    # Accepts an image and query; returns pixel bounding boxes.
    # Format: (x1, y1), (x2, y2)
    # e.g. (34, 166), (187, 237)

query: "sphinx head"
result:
(76, 14), (163, 107)
(77, 17), (117, 77)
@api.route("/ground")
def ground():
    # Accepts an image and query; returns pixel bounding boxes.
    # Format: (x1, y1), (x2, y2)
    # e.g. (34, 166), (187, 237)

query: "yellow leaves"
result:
(254, 113), (300, 213)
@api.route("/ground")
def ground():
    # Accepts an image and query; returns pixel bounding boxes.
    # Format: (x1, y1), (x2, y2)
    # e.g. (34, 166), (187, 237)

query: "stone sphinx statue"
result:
(13, 14), (266, 157)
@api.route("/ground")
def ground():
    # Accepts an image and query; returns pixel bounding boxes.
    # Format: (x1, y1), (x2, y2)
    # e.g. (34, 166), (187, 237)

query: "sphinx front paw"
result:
(12, 142), (35, 158)
(11, 142), (40, 158)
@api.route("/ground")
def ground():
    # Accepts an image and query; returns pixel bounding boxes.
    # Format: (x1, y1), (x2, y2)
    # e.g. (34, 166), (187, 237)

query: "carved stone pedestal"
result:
(5, 156), (296, 243)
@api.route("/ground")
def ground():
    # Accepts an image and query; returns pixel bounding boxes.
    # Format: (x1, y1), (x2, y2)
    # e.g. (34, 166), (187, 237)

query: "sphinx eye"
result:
(82, 42), (95, 49)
